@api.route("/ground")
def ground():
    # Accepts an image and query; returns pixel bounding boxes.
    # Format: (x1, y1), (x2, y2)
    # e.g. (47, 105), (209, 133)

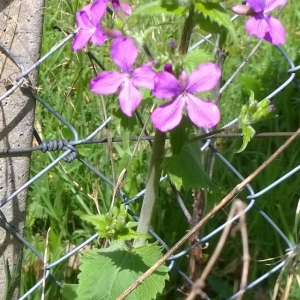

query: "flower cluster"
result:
(72, 0), (131, 51)
(72, 0), (288, 132)
(90, 37), (221, 131)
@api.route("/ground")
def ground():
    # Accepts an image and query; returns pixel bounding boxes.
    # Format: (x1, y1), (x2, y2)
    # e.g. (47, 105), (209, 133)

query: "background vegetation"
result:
(21, 0), (300, 299)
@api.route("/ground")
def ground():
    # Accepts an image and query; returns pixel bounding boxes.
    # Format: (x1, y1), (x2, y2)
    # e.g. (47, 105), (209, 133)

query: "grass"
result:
(20, 0), (300, 299)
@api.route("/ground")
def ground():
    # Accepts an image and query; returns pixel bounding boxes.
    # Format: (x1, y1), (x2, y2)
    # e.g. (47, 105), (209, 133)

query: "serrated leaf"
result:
(235, 124), (256, 153)
(81, 211), (150, 241)
(133, 1), (188, 15)
(162, 142), (216, 190)
(194, 2), (236, 41)
(77, 242), (169, 300)
(80, 214), (107, 233)
(183, 48), (214, 73)
(196, 14), (226, 35)
(126, 221), (138, 229)
(61, 284), (79, 300)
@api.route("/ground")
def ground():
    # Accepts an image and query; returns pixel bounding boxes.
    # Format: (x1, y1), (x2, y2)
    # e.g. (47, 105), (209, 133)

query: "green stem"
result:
(178, 3), (195, 55)
(134, 130), (166, 247)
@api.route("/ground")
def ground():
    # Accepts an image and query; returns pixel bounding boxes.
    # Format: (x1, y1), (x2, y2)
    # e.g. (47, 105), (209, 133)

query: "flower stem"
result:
(178, 3), (195, 55)
(134, 130), (166, 247)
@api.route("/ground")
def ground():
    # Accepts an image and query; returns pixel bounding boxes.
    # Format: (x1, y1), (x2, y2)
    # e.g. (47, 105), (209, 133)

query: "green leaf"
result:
(236, 92), (275, 153)
(235, 124), (256, 153)
(167, 173), (183, 191)
(194, 2), (236, 41)
(169, 116), (193, 155)
(61, 284), (79, 300)
(163, 142), (216, 190)
(80, 214), (107, 233)
(183, 48), (214, 73)
(80, 207), (151, 241)
(77, 242), (169, 300)
(133, 1), (188, 16)
(116, 229), (151, 240)
(196, 13), (226, 35)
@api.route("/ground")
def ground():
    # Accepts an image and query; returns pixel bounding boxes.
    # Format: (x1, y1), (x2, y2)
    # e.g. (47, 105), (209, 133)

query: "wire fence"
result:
(1, 8), (300, 300)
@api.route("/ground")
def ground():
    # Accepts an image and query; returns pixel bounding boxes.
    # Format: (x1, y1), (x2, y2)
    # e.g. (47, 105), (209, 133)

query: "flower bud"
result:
(164, 63), (173, 74)
(168, 40), (176, 48)
(231, 4), (255, 16)
(104, 29), (123, 39)
(269, 104), (275, 111)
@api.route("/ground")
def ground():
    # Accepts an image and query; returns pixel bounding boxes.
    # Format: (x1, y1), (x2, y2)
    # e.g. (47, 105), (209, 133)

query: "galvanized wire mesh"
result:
(1, 9), (300, 300)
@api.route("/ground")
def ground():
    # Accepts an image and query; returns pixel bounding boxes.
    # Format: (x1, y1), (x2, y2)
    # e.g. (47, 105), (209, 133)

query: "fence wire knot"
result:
(40, 139), (78, 162)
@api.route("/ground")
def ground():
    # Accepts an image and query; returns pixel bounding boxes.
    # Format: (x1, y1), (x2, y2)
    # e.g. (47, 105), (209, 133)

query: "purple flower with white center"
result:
(90, 36), (156, 117)
(111, 0), (132, 15)
(241, 0), (287, 45)
(72, 0), (108, 52)
(151, 63), (221, 132)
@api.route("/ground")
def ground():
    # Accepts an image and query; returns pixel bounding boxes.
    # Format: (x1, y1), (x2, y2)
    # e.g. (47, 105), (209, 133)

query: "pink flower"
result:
(244, 0), (287, 45)
(72, 0), (108, 52)
(111, 0), (132, 15)
(90, 37), (156, 117)
(151, 63), (221, 132)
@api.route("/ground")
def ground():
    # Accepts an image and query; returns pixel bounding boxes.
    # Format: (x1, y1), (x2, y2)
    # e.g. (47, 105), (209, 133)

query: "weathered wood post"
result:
(0, 0), (44, 298)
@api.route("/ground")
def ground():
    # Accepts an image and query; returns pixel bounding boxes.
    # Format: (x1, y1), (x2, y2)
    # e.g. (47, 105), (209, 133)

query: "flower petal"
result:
(76, 9), (93, 29)
(151, 96), (185, 132)
(186, 94), (220, 128)
(263, 16), (286, 45)
(72, 29), (94, 51)
(187, 63), (221, 93)
(91, 26), (107, 45)
(246, 0), (265, 13)
(90, 71), (126, 94)
(131, 66), (156, 90)
(90, 0), (108, 24)
(152, 71), (182, 99)
(119, 1), (132, 15)
(111, 37), (138, 72)
(245, 15), (269, 39)
(264, 0), (288, 13)
(112, 0), (132, 15)
(119, 79), (142, 116)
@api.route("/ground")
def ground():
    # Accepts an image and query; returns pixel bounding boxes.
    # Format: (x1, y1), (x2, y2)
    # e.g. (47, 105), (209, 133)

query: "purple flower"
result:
(90, 37), (156, 117)
(168, 40), (176, 48)
(151, 63), (221, 132)
(72, 0), (108, 52)
(269, 104), (275, 111)
(245, 0), (287, 45)
(111, 0), (132, 15)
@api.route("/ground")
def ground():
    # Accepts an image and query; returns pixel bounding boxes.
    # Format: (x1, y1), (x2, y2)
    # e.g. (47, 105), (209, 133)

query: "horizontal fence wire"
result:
(1, 7), (300, 300)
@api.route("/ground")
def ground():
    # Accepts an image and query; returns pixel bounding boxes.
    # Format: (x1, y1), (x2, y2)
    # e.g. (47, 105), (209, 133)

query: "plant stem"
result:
(134, 3), (196, 247)
(134, 130), (166, 247)
(178, 3), (195, 55)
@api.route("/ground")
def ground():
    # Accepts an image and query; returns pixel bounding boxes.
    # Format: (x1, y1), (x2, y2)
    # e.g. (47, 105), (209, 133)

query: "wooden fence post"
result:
(0, 0), (44, 298)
